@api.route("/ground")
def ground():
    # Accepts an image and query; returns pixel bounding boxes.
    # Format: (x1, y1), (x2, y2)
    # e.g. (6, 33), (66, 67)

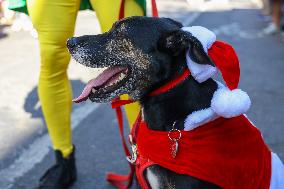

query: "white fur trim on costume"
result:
(185, 51), (217, 83)
(211, 88), (251, 118)
(184, 108), (219, 131)
(181, 26), (216, 53)
(270, 152), (284, 189)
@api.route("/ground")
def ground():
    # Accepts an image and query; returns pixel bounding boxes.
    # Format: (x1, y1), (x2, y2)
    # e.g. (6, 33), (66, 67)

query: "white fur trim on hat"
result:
(182, 26), (217, 83)
(185, 52), (217, 83)
(182, 26), (216, 53)
(211, 88), (251, 118)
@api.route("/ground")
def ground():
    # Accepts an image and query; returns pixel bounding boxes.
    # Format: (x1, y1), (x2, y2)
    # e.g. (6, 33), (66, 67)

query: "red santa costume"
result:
(107, 26), (284, 189)
(179, 26), (284, 189)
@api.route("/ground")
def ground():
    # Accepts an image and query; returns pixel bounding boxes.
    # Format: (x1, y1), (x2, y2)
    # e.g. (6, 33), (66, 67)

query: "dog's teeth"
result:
(118, 73), (126, 80)
(92, 88), (97, 93)
(106, 82), (114, 87)
(103, 72), (127, 89)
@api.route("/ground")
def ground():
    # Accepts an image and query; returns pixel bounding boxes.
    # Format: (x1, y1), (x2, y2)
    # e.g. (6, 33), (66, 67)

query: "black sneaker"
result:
(36, 147), (77, 189)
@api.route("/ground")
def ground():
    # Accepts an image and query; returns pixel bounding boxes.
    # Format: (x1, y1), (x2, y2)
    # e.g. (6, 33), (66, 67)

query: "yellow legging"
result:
(26, 0), (142, 157)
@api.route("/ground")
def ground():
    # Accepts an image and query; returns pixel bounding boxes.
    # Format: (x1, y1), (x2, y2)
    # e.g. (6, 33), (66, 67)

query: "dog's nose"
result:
(67, 37), (77, 48)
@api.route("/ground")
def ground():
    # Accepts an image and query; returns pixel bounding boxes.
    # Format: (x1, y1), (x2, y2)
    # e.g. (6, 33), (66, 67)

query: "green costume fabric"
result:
(8, 0), (146, 15)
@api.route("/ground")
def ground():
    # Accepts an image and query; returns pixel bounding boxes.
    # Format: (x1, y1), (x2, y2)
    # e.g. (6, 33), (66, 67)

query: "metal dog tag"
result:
(171, 139), (179, 158)
(168, 122), (182, 159)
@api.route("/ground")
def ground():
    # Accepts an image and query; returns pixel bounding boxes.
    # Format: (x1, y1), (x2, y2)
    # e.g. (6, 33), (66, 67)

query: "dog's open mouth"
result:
(73, 66), (129, 103)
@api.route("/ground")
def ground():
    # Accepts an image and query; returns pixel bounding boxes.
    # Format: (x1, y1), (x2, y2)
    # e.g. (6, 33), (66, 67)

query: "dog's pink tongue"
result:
(72, 66), (126, 103)
(72, 79), (98, 103)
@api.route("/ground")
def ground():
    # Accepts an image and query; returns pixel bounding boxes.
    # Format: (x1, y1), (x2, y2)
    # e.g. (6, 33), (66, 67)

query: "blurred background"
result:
(0, 0), (283, 188)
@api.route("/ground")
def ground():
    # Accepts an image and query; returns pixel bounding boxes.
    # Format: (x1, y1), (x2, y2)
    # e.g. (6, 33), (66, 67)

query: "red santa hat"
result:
(182, 26), (251, 118)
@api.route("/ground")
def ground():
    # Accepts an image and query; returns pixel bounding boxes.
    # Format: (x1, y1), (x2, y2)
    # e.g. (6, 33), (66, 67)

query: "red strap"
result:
(119, 0), (158, 19)
(107, 68), (190, 188)
(149, 69), (190, 96)
(136, 156), (156, 189)
(111, 98), (134, 109)
(106, 103), (135, 189)
(130, 111), (142, 143)
(107, 168), (135, 189)
(108, 68), (190, 188)
(151, 0), (158, 17)
(107, 97), (143, 189)
(108, 2), (159, 187)
(119, 0), (125, 20)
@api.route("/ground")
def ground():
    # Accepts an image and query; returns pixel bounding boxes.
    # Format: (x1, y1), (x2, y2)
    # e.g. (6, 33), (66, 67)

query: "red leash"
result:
(107, 1), (160, 188)
(106, 101), (137, 189)
(107, 66), (190, 189)
(151, 0), (159, 17)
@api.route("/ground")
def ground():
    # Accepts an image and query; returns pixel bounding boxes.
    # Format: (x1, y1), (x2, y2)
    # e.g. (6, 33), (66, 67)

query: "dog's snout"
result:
(67, 37), (77, 48)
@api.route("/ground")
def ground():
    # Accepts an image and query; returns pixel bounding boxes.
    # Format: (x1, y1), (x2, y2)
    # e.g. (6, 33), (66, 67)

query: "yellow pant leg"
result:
(90, 0), (144, 33)
(90, 0), (143, 127)
(27, 0), (80, 157)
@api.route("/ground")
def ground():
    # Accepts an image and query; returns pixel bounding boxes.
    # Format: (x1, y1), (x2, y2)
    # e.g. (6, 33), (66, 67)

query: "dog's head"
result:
(67, 16), (213, 103)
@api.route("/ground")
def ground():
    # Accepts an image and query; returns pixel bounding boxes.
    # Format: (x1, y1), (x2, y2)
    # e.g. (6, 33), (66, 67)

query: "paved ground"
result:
(0, 0), (283, 188)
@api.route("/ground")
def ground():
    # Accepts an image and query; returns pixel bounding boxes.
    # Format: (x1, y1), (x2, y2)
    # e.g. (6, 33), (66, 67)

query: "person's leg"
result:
(263, 0), (282, 34)
(272, 0), (282, 27)
(27, 0), (80, 158)
(90, 0), (144, 32)
(27, 0), (80, 188)
(90, 0), (144, 127)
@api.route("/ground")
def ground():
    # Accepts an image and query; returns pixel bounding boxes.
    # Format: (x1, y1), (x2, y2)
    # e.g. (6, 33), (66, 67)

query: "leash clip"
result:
(126, 135), (138, 164)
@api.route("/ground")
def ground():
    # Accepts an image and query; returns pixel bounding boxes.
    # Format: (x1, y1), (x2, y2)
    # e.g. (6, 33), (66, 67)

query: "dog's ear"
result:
(157, 30), (214, 66)
(163, 18), (183, 28)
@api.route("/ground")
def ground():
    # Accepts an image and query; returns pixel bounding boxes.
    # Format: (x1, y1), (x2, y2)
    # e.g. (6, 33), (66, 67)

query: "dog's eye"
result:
(110, 22), (128, 37)
(111, 28), (127, 38)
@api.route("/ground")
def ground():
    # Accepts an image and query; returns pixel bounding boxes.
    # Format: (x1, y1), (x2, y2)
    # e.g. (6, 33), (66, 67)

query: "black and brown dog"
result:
(67, 17), (283, 189)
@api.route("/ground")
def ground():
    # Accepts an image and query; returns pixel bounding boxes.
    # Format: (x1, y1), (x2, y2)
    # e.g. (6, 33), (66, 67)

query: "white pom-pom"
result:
(211, 88), (251, 118)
